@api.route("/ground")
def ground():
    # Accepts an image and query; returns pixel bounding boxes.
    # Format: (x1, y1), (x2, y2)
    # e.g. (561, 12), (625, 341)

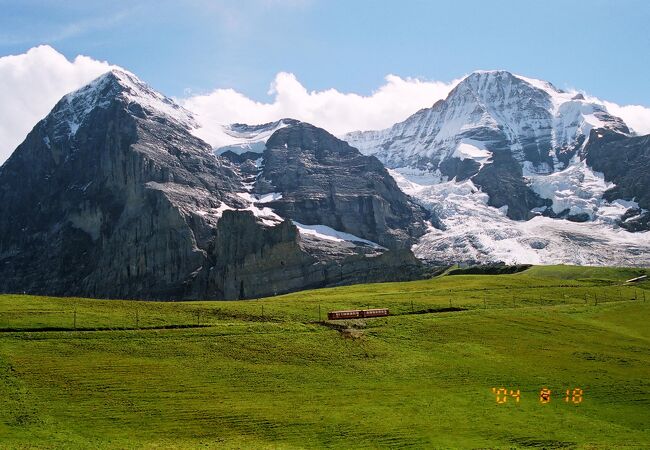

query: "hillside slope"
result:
(0, 266), (648, 448)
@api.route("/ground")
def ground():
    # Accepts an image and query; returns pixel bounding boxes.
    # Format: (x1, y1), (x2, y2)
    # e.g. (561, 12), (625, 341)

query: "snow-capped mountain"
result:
(0, 70), (426, 300)
(207, 70), (650, 267)
(345, 70), (629, 177)
(47, 68), (199, 136)
(341, 70), (650, 265)
(1, 66), (649, 296)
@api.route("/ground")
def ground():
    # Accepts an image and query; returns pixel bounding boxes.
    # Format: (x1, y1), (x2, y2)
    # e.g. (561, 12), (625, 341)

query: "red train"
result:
(327, 308), (389, 320)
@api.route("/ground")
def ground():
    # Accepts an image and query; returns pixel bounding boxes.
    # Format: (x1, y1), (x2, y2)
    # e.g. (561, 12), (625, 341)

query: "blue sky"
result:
(1, 0), (649, 105)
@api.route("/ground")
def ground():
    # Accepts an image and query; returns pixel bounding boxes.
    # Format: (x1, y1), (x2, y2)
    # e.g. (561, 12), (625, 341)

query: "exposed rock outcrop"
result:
(584, 130), (650, 231)
(254, 122), (430, 249)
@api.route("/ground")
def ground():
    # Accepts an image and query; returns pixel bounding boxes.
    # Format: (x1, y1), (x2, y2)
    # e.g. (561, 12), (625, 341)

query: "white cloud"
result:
(181, 72), (459, 148)
(0, 45), (115, 164)
(1, 45), (649, 166)
(0, 46), (459, 164)
(600, 101), (650, 136)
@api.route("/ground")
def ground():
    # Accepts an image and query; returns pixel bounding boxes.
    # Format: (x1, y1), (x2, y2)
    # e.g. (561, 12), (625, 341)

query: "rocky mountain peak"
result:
(255, 121), (430, 249)
(343, 70), (634, 224)
(266, 121), (355, 154)
(461, 69), (554, 93)
(450, 70), (555, 114)
(43, 69), (197, 144)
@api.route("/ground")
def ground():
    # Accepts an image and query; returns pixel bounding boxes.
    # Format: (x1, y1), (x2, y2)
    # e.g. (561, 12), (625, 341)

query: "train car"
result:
(359, 308), (389, 318)
(327, 308), (390, 320)
(327, 310), (362, 320)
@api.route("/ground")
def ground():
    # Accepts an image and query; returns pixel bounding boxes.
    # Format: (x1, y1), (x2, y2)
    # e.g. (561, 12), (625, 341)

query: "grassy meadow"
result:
(0, 265), (649, 448)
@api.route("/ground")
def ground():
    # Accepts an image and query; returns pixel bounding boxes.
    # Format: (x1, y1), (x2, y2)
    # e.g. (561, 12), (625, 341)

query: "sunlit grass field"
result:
(0, 265), (649, 448)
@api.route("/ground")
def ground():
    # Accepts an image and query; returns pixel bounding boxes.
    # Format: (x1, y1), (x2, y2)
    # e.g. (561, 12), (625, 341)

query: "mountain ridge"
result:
(0, 70), (427, 300)
(1, 67), (649, 296)
(211, 70), (650, 267)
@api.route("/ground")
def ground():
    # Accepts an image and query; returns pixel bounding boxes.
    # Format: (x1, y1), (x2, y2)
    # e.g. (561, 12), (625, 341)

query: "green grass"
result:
(0, 265), (649, 448)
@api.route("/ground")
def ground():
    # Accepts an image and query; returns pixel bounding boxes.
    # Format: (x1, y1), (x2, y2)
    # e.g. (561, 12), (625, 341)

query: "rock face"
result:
(206, 210), (423, 300)
(584, 130), (650, 231)
(252, 122), (429, 249)
(0, 70), (426, 300)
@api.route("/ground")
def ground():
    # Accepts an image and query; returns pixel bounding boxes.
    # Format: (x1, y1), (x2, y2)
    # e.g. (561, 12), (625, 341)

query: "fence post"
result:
(319, 304), (321, 322)
(136, 309), (139, 329)
(74, 308), (77, 330)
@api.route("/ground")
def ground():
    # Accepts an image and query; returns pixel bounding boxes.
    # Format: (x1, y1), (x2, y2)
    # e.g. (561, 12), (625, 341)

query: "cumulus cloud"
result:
(180, 75), (650, 150)
(181, 72), (459, 148)
(0, 45), (115, 164)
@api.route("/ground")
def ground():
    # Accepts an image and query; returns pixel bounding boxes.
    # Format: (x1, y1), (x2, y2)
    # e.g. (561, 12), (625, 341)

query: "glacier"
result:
(389, 170), (650, 266)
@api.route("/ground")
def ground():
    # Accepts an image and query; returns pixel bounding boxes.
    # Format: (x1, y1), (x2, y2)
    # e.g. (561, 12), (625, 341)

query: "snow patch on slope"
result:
(235, 189), (285, 226)
(293, 222), (384, 248)
(211, 119), (295, 155)
(194, 202), (235, 218)
(452, 139), (492, 165)
(257, 192), (283, 203)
